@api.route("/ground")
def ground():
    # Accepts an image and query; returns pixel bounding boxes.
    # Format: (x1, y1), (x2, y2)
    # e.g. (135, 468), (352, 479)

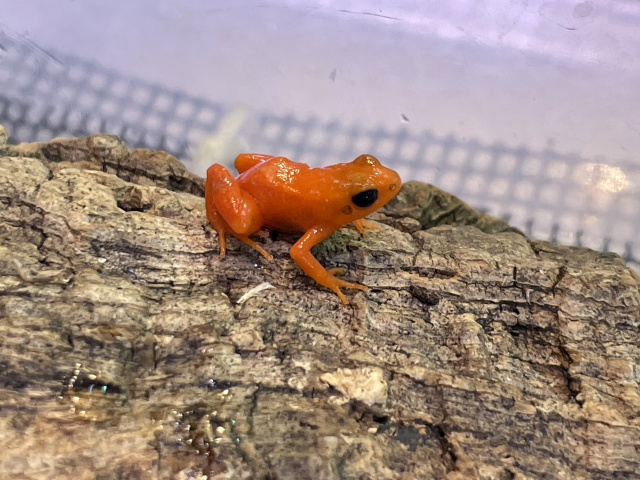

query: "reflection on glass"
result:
(578, 163), (629, 194)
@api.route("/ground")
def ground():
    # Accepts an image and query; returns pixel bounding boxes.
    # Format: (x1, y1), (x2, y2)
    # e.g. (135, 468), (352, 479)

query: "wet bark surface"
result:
(1, 125), (639, 479)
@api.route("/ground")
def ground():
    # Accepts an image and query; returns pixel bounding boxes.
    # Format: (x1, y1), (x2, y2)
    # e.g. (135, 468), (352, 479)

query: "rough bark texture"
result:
(0, 125), (639, 480)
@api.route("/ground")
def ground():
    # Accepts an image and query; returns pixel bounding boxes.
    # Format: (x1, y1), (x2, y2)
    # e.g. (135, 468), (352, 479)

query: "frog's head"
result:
(339, 154), (402, 223)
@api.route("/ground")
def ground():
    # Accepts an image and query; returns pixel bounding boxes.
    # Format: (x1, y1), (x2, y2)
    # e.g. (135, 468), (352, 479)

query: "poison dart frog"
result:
(205, 154), (401, 304)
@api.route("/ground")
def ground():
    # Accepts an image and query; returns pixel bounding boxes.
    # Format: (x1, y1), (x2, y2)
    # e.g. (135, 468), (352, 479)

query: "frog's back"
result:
(237, 158), (348, 233)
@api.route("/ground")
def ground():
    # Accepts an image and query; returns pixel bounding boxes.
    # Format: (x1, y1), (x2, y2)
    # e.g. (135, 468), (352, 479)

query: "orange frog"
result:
(205, 154), (401, 304)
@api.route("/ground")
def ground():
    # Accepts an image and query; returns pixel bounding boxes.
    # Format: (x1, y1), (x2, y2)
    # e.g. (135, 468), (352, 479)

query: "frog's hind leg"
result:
(234, 153), (274, 174)
(236, 235), (273, 261)
(205, 163), (272, 260)
(205, 202), (230, 258)
(206, 208), (272, 261)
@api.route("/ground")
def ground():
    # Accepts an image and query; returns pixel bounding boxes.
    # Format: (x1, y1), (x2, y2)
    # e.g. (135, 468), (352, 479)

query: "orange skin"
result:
(205, 154), (402, 304)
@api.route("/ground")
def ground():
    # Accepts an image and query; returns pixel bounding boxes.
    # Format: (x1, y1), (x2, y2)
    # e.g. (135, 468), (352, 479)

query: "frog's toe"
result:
(334, 289), (349, 305)
(326, 276), (367, 304)
(343, 281), (368, 293)
(327, 269), (367, 292)
(335, 278), (368, 293)
(327, 267), (346, 277)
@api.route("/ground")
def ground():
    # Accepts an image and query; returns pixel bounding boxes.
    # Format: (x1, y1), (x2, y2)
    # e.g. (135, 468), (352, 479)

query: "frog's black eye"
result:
(352, 189), (378, 208)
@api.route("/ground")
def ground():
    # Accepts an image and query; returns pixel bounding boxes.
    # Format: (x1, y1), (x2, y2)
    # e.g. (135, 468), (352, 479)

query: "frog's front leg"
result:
(205, 164), (273, 260)
(290, 227), (367, 304)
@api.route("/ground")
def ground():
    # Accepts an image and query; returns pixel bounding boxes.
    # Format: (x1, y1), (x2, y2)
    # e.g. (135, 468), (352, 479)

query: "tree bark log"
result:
(1, 125), (639, 479)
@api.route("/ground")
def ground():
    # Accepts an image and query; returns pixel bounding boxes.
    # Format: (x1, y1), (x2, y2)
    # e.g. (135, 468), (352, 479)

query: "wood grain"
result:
(1, 125), (638, 479)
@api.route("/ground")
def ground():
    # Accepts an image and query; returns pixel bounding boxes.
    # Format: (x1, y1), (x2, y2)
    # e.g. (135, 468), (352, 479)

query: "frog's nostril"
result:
(389, 184), (397, 191)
